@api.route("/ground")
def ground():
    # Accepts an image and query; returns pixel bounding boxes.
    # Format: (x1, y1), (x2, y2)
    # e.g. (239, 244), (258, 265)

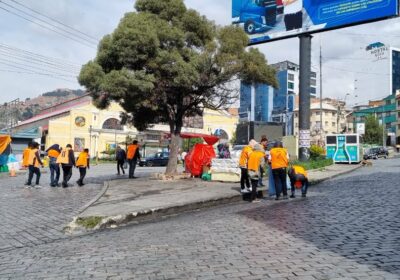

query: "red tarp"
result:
(185, 143), (216, 176)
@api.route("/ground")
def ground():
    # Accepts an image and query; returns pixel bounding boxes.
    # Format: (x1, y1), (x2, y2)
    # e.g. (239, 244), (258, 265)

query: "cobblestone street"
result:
(0, 160), (399, 279)
(0, 164), (164, 252)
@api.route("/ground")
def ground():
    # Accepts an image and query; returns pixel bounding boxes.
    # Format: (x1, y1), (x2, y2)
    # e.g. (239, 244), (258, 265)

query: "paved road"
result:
(0, 159), (399, 279)
(0, 164), (165, 252)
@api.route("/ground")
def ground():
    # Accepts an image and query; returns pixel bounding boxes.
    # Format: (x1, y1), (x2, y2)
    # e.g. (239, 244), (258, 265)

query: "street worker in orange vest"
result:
(26, 142), (43, 188)
(126, 140), (141, 179)
(288, 165), (309, 198)
(247, 143), (266, 203)
(46, 144), (61, 187)
(239, 139), (257, 193)
(268, 141), (289, 200)
(76, 148), (90, 186)
(57, 144), (75, 188)
(22, 142), (33, 185)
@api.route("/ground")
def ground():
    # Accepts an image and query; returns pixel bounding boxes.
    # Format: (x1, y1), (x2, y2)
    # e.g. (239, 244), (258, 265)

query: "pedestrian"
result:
(269, 141), (289, 200)
(57, 144), (75, 188)
(258, 136), (268, 187)
(116, 146), (126, 175)
(288, 165), (309, 198)
(76, 148), (90, 186)
(181, 150), (187, 168)
(46, 144), (61, 187)
(126, 140), (141, 179)
(239, 139), (257, 193)
(26, 142), (43, 188)
(22, 142), (32, 185)
(247, 143), (266, 203)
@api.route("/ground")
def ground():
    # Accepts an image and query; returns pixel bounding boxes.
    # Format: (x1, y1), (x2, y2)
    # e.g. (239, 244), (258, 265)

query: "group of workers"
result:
(22, 142), (89, 188)
(22, 140), (142, 188)
(239, 136), (309, 202)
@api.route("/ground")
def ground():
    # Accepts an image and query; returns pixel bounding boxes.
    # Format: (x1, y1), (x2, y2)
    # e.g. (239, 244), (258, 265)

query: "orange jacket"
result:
(28, 148), (42, 168)
(22, 148), (30, 167)
(239, 146), (253, 168)
(126, 144), (138, 160)
(47, 149), (60, 159)
(292, 165), (307, 177)
(247, 150), (265, 173)
(270, 147), (289, 169)
(76, 152), (89, 168)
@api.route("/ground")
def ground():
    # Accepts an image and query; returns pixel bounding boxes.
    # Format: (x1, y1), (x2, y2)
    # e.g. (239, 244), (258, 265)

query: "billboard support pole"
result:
(249, 83), (255, 140)
(299, 34), (312, 161)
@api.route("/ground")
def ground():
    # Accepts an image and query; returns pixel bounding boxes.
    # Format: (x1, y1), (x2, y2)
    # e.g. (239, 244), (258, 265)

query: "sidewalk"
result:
(69, 163), (361, 233)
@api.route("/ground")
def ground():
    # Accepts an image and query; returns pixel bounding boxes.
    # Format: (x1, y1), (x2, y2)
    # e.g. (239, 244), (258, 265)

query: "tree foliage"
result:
(363, 115), (383, 145)
(79, 0), (277, 174)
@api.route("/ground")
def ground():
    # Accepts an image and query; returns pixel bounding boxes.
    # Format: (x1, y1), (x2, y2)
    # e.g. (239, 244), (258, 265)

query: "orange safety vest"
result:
(247, 150), (265, 172)
(22, 148), (31, 167)
(292, 165), (307, 177)
(28, 148), (40, 168)
(57, 148), (71, 164)
(126, 144), (138, 160)
(47, 149), (60, 158)
(76, 152), (89, 167)
(239, 146), (253, 168)
(270, 147), (289, 170)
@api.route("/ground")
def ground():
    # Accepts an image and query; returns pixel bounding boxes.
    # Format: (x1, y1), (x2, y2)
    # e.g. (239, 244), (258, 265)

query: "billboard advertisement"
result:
(232, 0), (398, 44)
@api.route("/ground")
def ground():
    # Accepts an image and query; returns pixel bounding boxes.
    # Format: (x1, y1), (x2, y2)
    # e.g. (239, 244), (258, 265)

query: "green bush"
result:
(290, 158), (333, 171)
(310, 144), (325, 160)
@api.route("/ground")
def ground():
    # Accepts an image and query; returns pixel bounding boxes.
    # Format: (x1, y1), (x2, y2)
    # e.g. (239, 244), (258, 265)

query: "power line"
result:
(0, 49), (79, 74)
(0, 43), (81, 68)
(0, 57), (78, 78)
(0, 4), (96, 49)
(0, 68), (78, 83)
(7, 0), (99, 42)
(0, 0), (97, 45)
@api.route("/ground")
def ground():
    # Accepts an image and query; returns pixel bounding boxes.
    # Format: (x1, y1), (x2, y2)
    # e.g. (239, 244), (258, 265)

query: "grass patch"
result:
(76, 216), (103, 229)
(290, 158), (334, 171)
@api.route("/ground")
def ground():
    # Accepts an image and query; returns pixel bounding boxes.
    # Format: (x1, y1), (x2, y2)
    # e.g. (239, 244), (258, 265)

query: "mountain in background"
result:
(0, 89), (86, 129)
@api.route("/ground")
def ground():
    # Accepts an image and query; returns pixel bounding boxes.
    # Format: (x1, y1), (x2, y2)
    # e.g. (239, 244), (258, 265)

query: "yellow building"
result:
(13, 95), (238, 157)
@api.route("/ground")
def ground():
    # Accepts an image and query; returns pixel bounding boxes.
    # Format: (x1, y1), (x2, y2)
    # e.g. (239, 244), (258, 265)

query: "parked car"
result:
(139, 152), (169, 167)
(363, 147), (388, 160)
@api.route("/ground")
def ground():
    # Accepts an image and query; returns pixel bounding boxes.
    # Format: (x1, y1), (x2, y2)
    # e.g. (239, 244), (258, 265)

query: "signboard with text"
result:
(232, 0), (398, 44)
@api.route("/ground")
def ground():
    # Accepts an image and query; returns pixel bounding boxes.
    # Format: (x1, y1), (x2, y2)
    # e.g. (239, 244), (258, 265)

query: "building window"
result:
(288, 73), (295, 81)
(288, 82), (294, 90)
(316, 111), (320, 115)
(288, 90), (294, 95)
(310, 79), (317, 86)
(332, 122), (336, 127)
(102, 118), (123, 130)
(310, 87), (316, 94)
(325, 121), (329, 126)
(310, 72), (317, 78)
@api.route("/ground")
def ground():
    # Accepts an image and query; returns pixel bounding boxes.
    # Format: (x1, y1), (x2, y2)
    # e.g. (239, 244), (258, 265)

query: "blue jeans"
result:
(49, 158), (60, 186)
(268, 165), (275, 196)
(289, 174), (309, 195)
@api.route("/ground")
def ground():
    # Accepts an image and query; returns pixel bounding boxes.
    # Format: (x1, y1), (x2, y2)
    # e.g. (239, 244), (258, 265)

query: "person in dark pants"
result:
(288, 165), (309, 198)
(269, 142), (289, 200)
(116, 146), (126, 175)
(258, 136), (268, 187)
(239, 139), (256, 193)
(46, 144), (61, 187)
(76, 148), (90, 186)
(248, 144), (266, 203)
(126, 140), (141, 179)
(57, 144), (75, 188)
(26, 142), (43, 188)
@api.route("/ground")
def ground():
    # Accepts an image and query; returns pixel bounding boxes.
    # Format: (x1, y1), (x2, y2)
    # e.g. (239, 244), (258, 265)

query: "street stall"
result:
(0, 135), (12, 173)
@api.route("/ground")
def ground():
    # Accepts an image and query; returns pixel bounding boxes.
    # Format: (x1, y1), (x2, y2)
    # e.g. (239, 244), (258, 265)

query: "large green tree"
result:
(364, 115), (383, 145)
(79, 0), (277, 174)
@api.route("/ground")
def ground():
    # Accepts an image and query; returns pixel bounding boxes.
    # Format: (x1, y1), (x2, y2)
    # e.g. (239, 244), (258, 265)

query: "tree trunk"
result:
(165, 132), (181, 175)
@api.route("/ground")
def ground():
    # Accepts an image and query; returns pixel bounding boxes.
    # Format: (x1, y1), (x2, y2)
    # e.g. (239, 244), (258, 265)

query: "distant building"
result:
(239, 83), (274, 122)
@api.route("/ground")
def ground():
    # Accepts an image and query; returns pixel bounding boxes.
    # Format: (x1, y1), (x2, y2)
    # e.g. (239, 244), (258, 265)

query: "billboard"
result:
(232, 0), (398, 44)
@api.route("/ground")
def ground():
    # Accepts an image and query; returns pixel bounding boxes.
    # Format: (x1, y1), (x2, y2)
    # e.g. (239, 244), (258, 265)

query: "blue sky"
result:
(1, 0), (400, 106)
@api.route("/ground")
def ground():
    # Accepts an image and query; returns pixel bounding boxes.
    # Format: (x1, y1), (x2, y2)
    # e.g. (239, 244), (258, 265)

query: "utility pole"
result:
(298, 35), (312, 161)
(319, 42), (323, 143)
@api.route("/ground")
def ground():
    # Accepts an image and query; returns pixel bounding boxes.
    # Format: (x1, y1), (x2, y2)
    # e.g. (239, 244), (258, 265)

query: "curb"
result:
(77, 181), (110, 215)
(70, 164), (362, 233)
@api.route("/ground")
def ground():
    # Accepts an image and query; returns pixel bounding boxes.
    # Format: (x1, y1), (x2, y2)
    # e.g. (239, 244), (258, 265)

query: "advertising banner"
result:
(232, 0), (398, 44)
